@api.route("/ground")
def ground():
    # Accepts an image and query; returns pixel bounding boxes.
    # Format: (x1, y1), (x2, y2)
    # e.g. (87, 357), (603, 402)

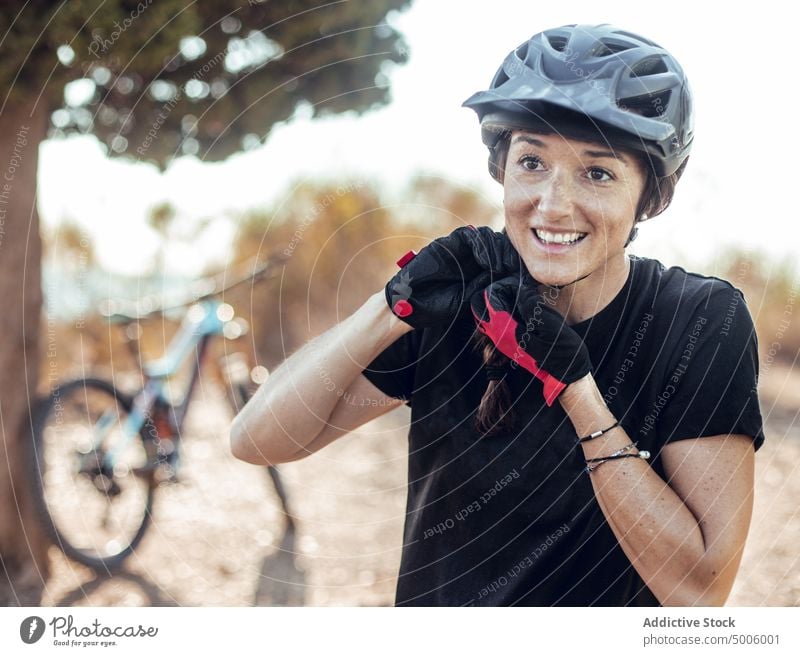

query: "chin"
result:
(522, 260), (584, 287)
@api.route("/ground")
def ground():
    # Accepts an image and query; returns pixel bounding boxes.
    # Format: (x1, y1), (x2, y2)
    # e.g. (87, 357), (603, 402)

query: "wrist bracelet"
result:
(586, 440), (639, 462)
(576, 420), (620, 444)
(584, 443), (651, 474)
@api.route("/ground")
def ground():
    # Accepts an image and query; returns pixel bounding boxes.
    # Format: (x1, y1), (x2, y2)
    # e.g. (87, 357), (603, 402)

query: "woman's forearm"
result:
(559, 375), (716, 606)
(230, 291), (412, 464)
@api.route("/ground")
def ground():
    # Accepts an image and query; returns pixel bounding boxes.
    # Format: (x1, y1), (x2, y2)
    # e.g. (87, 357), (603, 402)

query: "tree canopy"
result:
(1, 0), (411, 167)
(0, 0), (412, 602)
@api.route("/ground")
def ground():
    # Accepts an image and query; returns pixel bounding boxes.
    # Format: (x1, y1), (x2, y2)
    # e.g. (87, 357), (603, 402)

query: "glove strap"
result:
(388, 250), (418, 319)
(472, 291), (567, 407)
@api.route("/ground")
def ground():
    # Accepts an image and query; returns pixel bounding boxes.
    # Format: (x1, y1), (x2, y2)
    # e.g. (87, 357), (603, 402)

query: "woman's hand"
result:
(385, 226), (522, 329)
(469, 275), (592, 405)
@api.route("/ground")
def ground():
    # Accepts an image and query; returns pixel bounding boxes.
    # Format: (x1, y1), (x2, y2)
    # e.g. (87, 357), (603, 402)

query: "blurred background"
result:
(0, 0), (797, 606)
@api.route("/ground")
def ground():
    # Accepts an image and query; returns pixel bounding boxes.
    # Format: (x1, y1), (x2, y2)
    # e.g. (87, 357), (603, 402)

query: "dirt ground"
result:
(37, 364), (799, 607)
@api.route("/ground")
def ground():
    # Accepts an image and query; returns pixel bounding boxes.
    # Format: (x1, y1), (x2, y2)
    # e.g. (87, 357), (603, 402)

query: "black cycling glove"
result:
(470, 275), (592, 405)
(385, 226), (522, 329)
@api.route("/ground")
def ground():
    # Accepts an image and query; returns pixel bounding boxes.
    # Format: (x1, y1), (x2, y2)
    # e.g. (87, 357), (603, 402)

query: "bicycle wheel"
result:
(29, 378), (156, 573)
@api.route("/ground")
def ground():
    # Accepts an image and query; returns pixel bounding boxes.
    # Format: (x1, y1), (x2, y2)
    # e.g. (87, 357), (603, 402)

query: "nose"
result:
(535, 172), (574, 221)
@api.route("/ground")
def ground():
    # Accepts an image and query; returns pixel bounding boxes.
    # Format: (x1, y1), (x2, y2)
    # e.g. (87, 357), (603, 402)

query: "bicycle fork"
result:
(83, 379), (177, 488)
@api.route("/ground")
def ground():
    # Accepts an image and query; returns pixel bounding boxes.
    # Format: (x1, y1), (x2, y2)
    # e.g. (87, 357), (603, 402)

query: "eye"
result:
(519, 155), (543, 171)
(587, 167), (614, 182)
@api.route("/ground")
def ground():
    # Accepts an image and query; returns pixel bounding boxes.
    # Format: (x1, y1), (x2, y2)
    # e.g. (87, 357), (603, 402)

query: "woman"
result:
(231, 24), (764, 606)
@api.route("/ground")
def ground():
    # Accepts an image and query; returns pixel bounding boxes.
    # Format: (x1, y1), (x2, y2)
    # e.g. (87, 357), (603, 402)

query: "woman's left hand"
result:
(470, 275), (592, 405)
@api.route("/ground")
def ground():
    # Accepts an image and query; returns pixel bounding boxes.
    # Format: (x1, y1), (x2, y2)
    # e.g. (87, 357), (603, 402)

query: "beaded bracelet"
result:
(576, 420), (620, 444)
(584, 441), (651, 474)
(587, 440), (639, 461)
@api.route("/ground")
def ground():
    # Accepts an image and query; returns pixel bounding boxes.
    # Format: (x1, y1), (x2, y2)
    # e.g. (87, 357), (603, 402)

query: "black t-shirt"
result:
(361, 255), (765, 606)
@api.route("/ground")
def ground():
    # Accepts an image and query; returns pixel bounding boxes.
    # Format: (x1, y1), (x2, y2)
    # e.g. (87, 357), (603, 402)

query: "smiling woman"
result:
(501, 132), (646, 302)
(232, 23), (765, 608)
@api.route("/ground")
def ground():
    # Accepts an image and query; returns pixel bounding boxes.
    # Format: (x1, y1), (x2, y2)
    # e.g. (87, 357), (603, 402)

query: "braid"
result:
(471, 330), (515, 438)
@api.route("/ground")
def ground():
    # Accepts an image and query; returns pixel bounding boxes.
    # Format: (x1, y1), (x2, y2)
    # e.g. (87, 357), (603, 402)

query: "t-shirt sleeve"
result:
(361, 329), (421, 406)
(656, 284), (765, 451)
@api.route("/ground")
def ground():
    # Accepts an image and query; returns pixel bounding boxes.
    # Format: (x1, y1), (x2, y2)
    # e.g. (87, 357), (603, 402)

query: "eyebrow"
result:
(583, 149), (629, 164)
(510, 135), (630, 164)
(511, 135), (547, 147)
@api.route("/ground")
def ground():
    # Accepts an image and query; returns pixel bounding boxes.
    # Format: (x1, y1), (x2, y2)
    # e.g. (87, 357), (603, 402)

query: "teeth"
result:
(534, 229), (587, 245)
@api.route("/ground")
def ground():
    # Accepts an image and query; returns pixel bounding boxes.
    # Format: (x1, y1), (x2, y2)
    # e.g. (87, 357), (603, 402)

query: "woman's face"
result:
(502, 130), (646, 287)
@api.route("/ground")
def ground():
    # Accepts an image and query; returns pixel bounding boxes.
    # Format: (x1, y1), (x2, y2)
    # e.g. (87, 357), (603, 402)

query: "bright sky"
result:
(39, 0), (799, 277)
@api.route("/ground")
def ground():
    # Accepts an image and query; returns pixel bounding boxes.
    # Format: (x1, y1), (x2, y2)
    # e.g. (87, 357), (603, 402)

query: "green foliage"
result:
(0, 0), (411, 167)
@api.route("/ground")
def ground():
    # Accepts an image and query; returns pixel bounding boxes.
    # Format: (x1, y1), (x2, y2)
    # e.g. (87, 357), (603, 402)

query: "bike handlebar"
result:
(100, 254), (287, 323)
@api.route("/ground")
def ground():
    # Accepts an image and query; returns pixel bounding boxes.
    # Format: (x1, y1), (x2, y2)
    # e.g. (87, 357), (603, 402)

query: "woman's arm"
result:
(560, 374), (755, 606)
(230, 291), (412, 465)
(232, 226), (521, 465)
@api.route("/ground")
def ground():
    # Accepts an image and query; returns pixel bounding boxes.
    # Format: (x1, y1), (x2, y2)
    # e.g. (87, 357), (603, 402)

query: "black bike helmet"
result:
(463, 24), (693, 180)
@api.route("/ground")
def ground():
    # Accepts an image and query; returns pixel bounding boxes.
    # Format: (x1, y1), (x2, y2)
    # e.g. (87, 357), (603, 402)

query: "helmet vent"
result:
(546, 35), (568, 52)
(613, 30), (659, 47)
(492, 68), (510, 88)
(618, 90), (672, 118)
(515, 42), (530, 61)
(593, 39), (633, 57)
(629, 56), (668, 77)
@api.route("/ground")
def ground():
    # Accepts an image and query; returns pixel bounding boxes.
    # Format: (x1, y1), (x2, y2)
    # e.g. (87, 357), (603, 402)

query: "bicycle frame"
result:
(97, 300), (229, 468)
(31, 256), (290, 573)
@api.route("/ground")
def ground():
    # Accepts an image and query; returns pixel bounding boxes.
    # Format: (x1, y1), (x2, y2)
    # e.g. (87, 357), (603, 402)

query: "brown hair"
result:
(472, 133), (688, 438)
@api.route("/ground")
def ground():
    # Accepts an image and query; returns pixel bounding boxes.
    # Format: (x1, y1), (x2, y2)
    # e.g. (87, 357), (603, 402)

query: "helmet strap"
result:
(546, 271), (592, 291)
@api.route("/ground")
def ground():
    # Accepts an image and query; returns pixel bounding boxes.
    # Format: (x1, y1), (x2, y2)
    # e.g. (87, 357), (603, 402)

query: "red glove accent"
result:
(396, 250), (417, 267)
(471, 290), (566, 406)
(393, 299), (413, 317)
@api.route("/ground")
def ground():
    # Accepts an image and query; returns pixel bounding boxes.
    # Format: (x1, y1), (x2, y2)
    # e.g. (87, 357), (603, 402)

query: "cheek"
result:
(502, 199), (532, 248)
(591, 187), (640, 235)
(607, 193), (640, 231)
(502, 185), (531, 220)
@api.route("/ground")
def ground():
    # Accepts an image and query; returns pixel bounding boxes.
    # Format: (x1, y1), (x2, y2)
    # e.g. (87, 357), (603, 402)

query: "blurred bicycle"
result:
(28, 256), (294, 574)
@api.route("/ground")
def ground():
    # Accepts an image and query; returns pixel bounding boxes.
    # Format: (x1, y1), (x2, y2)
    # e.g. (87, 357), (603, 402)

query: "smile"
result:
(532, 228), (587, 247)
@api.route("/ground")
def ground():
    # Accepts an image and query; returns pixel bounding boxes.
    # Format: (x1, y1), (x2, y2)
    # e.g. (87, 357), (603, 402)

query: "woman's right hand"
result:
(385, 226), (522, 329)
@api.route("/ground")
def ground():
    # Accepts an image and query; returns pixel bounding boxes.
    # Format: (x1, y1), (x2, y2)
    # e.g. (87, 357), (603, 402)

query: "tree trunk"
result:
(0, 98), (50, 605)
